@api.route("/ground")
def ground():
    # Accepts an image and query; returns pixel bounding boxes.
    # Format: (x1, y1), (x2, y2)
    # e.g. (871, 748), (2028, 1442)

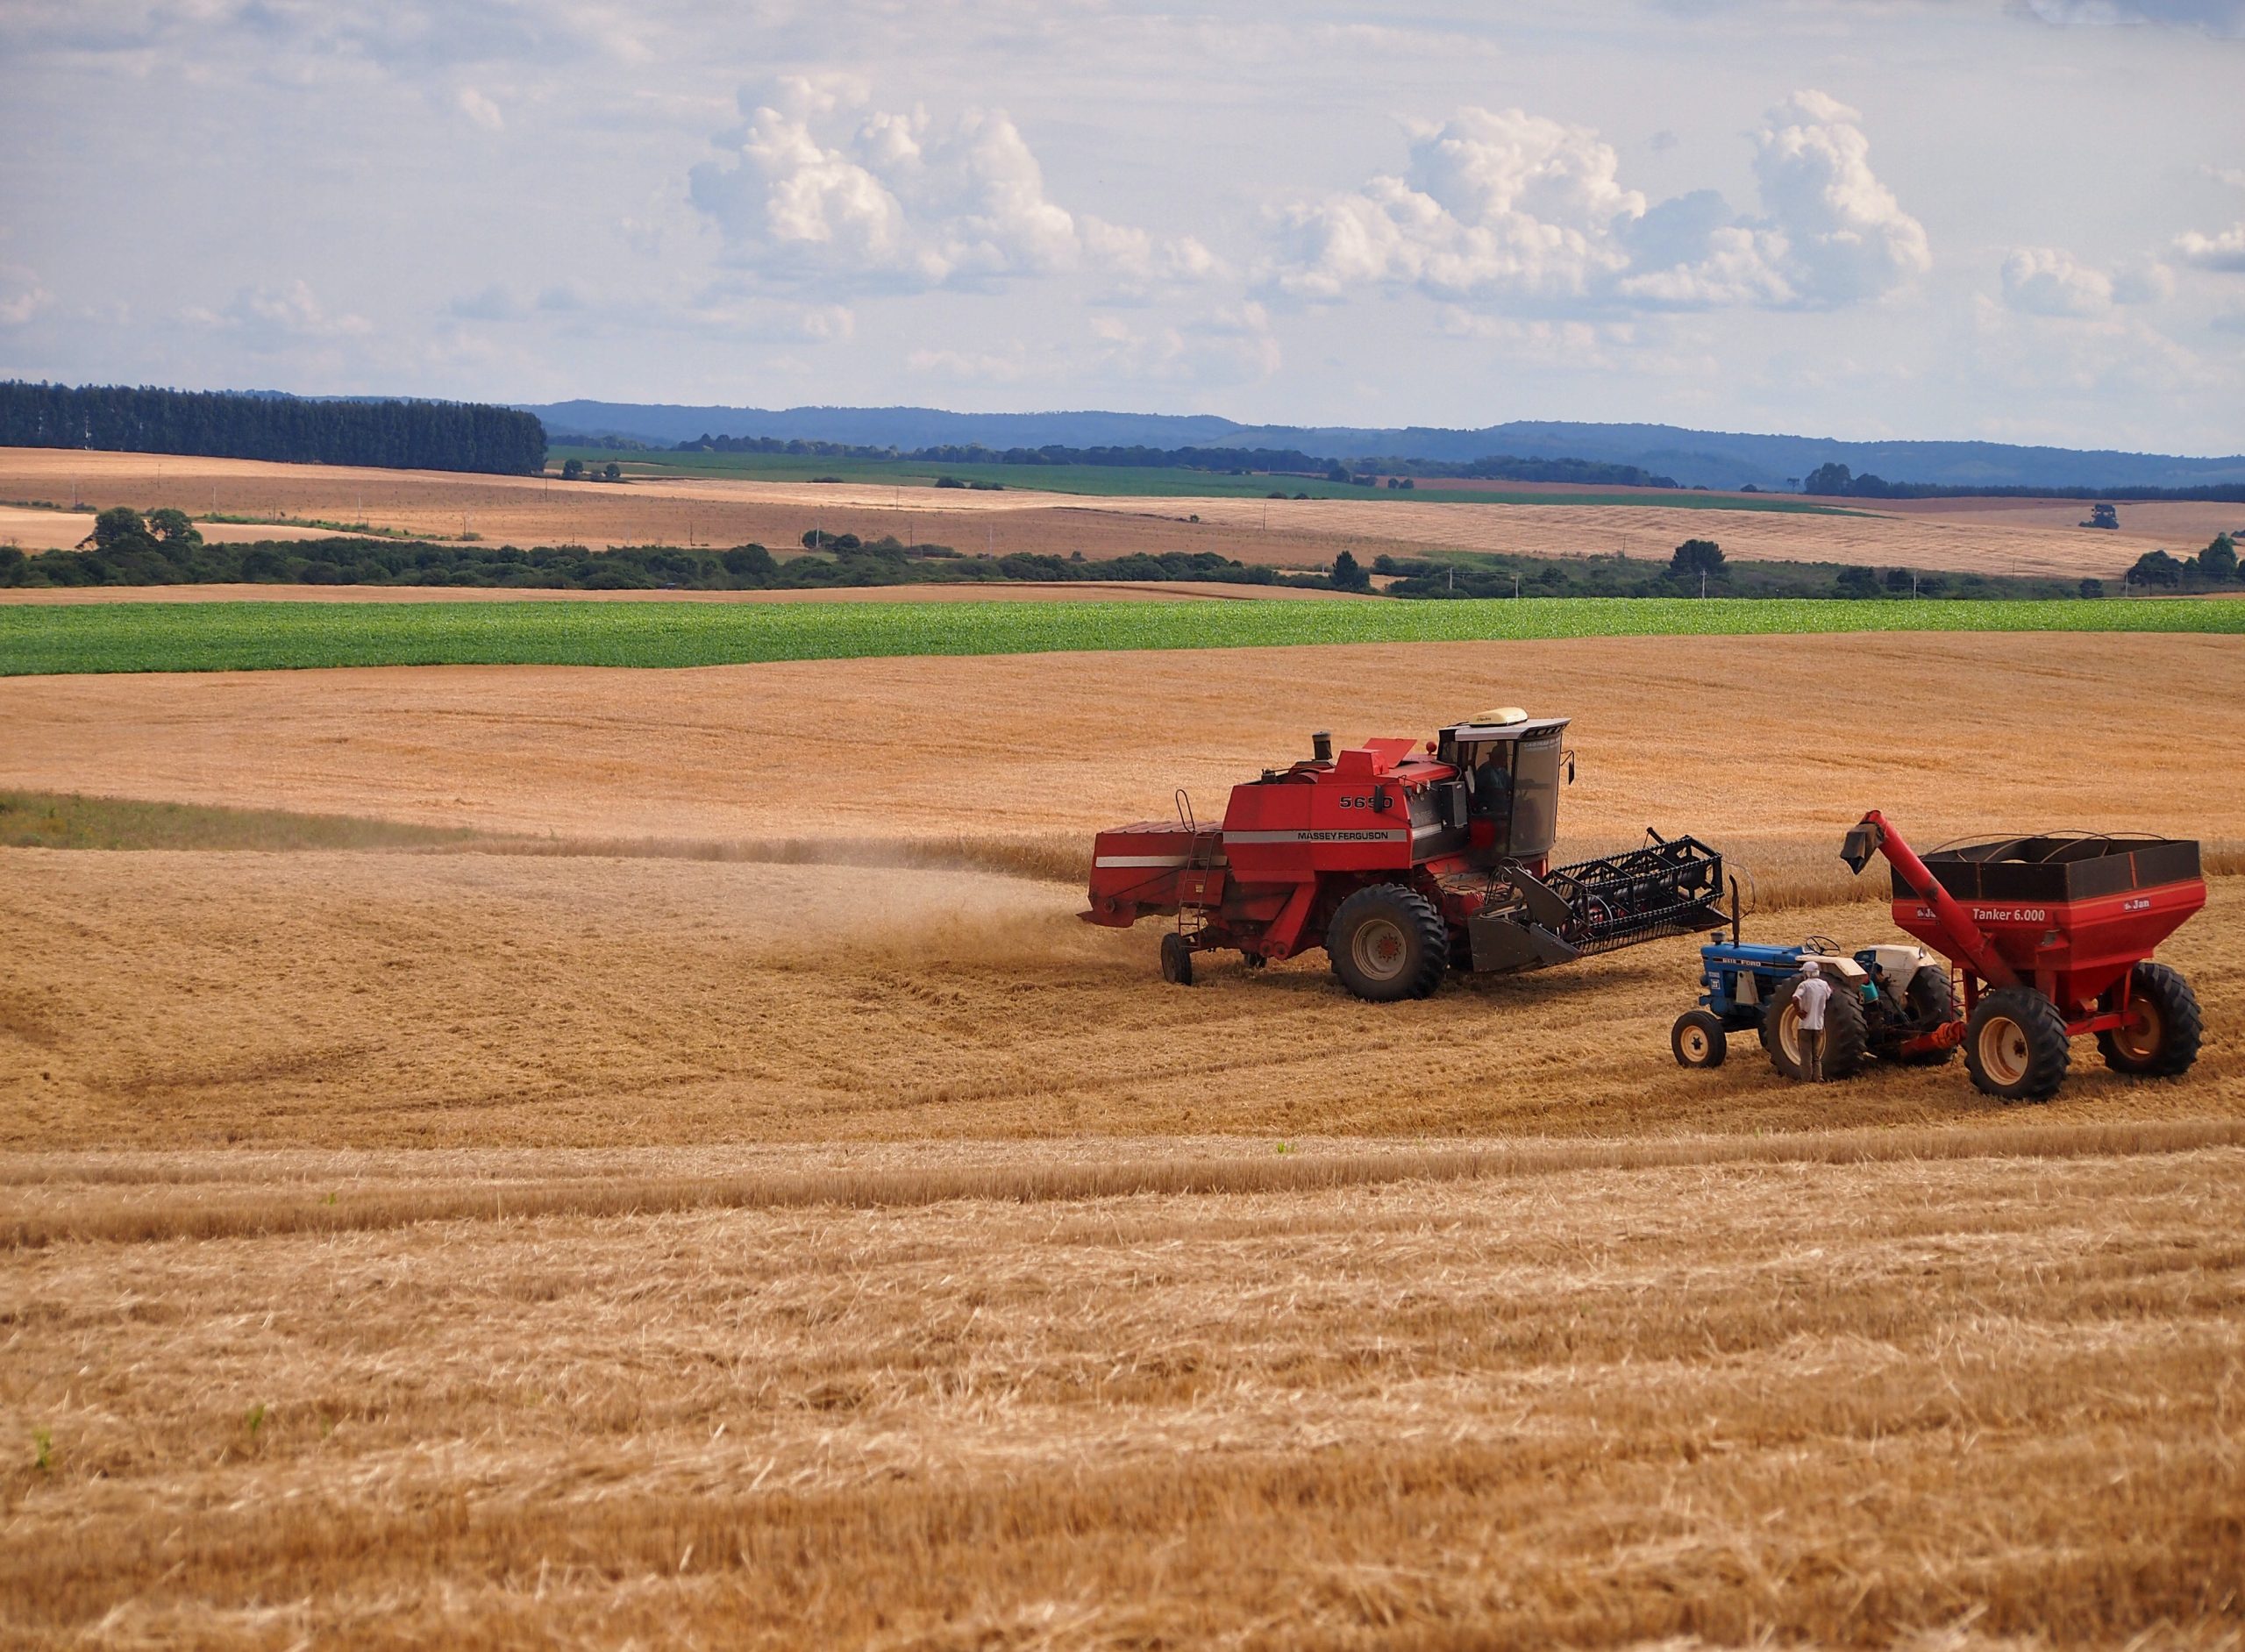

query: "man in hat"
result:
(1793, 958), (1833, 1082)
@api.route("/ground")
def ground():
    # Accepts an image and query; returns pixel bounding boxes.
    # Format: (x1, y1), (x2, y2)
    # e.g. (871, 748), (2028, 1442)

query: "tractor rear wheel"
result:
(1964, 986), (2070, 1102)
(1328, 884), (1448, 1001)
(1671, 1010), (1728, 1069)
(1767, 974), (1869, 1081)
(2096, 962), (2201, 1078)
(1899, 965), (1959, 1065)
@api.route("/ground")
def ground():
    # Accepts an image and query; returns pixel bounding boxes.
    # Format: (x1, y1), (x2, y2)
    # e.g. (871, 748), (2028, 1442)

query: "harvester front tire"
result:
(2096, 962), (2201, 1079)
(1671, 1010), (1728, 1069)
(1964, 987), (2070, 1103)
(1328, 885), (1448, 1002)
(1159, 933), (1194, 987)
(1899, 966), (1960, 1066)
(1766, 974), (1869, 1081)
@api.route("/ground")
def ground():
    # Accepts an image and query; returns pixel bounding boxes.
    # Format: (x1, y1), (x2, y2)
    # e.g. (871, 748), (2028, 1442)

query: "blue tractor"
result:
(1671, 929), (1960, 1079)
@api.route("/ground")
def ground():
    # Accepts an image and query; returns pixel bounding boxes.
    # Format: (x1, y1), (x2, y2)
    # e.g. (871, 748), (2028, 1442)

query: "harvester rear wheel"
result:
(1766, 974), (1869, 1081)
(1328, 884), (1448, 1002)
(1899, 966), (1960, 1065)
(1159, 932), (1194, 987)
(2096, 962), (2201, 1078)
(1671, 1010), (1728, 1069)
(1964, 986), (2070, 1102)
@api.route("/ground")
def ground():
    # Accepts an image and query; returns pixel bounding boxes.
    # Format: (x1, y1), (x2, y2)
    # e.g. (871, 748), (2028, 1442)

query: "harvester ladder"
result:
(1175, 788), (1214, 944)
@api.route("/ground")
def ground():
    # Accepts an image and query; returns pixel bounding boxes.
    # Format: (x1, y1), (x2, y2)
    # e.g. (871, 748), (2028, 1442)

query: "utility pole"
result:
(1700, 570), (1707, 599)
(1512, 572), (1521, 600)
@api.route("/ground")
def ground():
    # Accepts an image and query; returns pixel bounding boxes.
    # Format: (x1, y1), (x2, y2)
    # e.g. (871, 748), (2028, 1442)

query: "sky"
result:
(2, 0), (2241, 453)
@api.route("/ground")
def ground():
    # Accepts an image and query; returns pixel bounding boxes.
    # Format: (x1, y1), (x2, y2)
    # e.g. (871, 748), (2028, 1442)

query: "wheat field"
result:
(3, 630), (2241, 1646)
(1, 446), (2208, 582)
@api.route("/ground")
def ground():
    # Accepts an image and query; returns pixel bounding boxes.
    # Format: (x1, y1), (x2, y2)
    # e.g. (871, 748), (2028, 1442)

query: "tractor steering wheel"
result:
(1802, 935), (1843, 955)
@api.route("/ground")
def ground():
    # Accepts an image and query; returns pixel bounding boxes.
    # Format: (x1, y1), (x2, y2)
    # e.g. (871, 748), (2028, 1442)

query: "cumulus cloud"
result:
(1268, 90), (1928, 313)
(2173, 222), (2245, 271)
(455, 85), (504, 130)
(2001, 246), (2113, 316)
(688, 78), (1215, 293)
(1087, 302), (1281, 384)
(2013, 0), (2245, 38)
(0, 264), (51, 325)
(183, 280), (372, 344)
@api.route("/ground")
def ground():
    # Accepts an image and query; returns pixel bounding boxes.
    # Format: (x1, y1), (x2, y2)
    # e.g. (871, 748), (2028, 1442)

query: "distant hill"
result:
(521, 400), (2245, 492)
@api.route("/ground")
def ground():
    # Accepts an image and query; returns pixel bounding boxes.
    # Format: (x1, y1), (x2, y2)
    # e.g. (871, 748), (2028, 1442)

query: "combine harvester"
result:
(1083, 709), (1724, 999)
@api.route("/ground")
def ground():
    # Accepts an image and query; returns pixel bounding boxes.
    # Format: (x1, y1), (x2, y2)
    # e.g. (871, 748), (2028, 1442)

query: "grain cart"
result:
(1082, 710), (1724, 1000)
(1840, 811), (2206, 1101)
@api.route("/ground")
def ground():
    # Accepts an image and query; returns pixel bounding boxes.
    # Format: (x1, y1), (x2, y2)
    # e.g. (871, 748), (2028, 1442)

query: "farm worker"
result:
(1795, 959), (1833, 1082)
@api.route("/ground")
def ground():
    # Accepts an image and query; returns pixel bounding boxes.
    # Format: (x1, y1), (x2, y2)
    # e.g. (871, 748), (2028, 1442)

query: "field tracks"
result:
(12, 1118), (2243, 1250)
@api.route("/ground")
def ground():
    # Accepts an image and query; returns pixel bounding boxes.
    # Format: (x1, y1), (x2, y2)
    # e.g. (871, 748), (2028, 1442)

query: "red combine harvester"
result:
(1083, 710), (1724, 1000)
(1841, 812), (2206, 1101)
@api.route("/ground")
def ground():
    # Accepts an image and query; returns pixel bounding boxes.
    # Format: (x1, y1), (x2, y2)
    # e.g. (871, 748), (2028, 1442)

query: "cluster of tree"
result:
(559, 459), (624, 481)
(1372, 538), (2098, 602)
(2125, 534), (2241, 590)
(678, 432), (1338, 473)
(0, 516), (1292, 593)
(1358, 454), (1681, 488)
(1802, 462), (2245, 505)
(0, 381), (546, 475)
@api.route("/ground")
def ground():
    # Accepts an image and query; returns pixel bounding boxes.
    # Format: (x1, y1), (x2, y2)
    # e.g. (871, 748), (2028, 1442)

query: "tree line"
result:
(672, 432), (1677, 488)
(2, 512), (2119, 604)
(1802, 462), (2245, 505)
(0, 509), (1293, 593)
(0, 381), (546, 475)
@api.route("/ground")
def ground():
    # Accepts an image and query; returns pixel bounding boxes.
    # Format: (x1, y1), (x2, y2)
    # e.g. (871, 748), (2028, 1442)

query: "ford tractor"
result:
(1082, 710), (1724, 1000)
(1671, 933), (1958, 1079)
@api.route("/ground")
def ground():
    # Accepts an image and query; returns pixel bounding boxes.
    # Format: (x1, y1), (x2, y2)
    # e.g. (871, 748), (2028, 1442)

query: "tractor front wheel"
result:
(1328, 884), (1448, 1002)
(1671, 1010), (1728, 1069)
(1159, 932), (1194, 987)
(2096, 962), (2202, 1078)
(1767, 974), (1869, 1081)
(1964, 986), (2070, 1102)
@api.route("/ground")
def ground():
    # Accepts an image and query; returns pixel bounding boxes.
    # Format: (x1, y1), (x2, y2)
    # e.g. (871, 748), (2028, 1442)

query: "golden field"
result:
(3, 630), (2242, 1647)
(5, 445), (2227, 582)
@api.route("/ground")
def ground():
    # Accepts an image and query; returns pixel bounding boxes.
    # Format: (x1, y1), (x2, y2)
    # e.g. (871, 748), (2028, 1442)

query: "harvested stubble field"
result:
(0, 446), (2192, 582)
(4, 630), (2242, 1647)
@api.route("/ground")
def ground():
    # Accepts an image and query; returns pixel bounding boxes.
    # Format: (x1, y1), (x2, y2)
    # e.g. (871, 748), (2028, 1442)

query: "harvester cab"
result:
(1083, 709), (1724, 1000)
(1432, 709), (1574, 862)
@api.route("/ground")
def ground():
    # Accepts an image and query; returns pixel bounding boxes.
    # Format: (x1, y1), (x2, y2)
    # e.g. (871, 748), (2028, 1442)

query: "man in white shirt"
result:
(1794, 958), (1833, 1082)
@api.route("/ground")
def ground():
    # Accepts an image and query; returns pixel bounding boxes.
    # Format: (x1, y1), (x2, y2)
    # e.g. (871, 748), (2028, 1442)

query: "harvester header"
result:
(1084, 712), (1722, 999)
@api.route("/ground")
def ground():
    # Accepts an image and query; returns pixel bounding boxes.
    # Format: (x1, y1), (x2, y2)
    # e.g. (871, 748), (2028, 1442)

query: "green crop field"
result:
(548, 446), (1857, 514)
(4, 597), (2240, 677)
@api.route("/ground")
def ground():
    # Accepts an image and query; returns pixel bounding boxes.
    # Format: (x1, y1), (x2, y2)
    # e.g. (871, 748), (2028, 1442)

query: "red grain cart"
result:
(1841, 812), (2206, 1101)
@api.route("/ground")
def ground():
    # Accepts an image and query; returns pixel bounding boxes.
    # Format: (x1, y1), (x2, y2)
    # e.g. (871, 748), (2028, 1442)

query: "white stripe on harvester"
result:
(1223, 829), (1408, 844)
(1094, 855), (1195, 868)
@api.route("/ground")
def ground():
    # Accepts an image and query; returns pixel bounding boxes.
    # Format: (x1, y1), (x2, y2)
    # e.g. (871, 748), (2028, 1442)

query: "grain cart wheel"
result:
(1964, 987), (2070, 1103)
(1671, 1010), (1728, 1069)
(1328, 884), (1448, 1002)
(1766, 973), (1869, 1081)
(1899, 966), (1960, 1066)
(2096, 962), (2202, 1078)
(1159, 932), (1194, 987)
